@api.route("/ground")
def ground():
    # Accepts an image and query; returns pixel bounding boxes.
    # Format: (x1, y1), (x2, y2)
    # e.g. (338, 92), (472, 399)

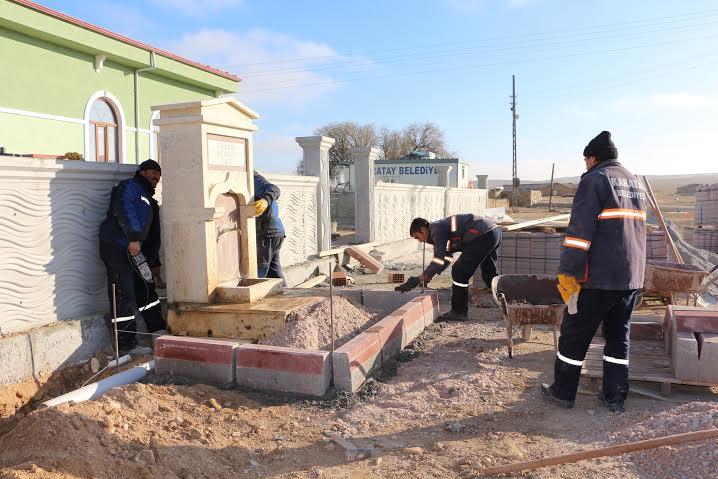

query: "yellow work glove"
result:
(252, 198), (269, 216)
(557, 274), (581, 304)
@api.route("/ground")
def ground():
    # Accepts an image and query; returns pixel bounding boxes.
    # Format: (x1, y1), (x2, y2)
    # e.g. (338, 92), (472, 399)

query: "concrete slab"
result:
(672, 332), (700, 381)
(700, 333), (718, 383)
(361, 290), (435, 315)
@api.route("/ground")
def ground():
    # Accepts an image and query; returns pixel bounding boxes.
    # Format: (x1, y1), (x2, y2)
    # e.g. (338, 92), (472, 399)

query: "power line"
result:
(234, 17), (718, 80)
(226, 7), (718, 70)
(237, 31), (718, 94)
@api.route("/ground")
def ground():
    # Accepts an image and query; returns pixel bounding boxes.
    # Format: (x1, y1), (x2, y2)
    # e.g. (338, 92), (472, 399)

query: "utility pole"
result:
(511, 75), (519, 211)
(548, 162), (555, 212)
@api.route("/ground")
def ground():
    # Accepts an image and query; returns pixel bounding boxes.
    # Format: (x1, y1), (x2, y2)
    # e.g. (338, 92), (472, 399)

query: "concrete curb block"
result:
(333, 291), (439, 392)
(155, 290), (440, 396)
(332, 331), (382, 393)
(235, 344), (332, 396)
(155, 336), (239, 385)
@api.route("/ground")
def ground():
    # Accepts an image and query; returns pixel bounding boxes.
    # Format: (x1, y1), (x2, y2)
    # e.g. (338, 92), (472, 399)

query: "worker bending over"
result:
(397, 214), (501, 321)
(542, 131), (646, 413)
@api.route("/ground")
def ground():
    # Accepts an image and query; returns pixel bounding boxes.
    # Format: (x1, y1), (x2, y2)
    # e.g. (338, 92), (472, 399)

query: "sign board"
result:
(207, 134), (246, 170)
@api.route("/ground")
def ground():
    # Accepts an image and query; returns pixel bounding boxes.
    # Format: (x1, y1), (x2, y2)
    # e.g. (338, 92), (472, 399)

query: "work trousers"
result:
(257, 235), (287, 287)
(99, 242), (165, 350)
(552, 288), (637, 402)
(450, 227), (502, 313)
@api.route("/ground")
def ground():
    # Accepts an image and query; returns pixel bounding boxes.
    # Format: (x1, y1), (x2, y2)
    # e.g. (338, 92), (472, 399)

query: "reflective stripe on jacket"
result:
(559, 160), (646, 289)
(423, 214), (496, 279)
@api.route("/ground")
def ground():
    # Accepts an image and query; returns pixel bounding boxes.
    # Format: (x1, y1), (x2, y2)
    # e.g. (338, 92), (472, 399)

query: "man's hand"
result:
(151, 266), (166, 289)
(252, 198), (269, 216)
(128, 241), (141, 256)
(557, 273), (581, 304)
(395, 276), (421, 293)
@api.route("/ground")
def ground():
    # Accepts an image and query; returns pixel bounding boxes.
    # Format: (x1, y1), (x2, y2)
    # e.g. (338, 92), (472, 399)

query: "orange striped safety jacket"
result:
(559, 160), (647, 289)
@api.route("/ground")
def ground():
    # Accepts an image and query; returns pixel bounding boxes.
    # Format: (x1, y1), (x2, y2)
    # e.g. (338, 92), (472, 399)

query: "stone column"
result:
(351, 146), (379, 244)
(476, 174), (489, 189)
(296, 136), (335, 252)
(437, 165), (453, 216)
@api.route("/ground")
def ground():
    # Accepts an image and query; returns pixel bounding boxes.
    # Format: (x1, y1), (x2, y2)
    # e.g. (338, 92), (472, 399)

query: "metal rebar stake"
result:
(111, 284), (120, 374)
(329, 260), (335, 352)
(421, 242), (426, 292)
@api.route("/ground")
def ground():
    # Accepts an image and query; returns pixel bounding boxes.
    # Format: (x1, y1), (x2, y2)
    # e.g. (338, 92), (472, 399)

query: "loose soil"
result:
(259, 296), (382, 351)
(2, 224), (718, 478)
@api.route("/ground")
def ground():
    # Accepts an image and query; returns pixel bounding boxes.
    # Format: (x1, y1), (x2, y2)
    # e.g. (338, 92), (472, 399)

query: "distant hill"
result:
(488, 173), (718, 192)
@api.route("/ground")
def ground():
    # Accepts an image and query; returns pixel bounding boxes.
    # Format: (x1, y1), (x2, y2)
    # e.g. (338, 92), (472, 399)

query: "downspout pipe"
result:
(134, 51), (157, 164)
(41, 361), (154, 408)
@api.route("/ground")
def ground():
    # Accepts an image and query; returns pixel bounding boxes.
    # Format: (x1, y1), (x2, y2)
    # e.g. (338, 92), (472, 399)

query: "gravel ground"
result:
(1, 249), (718, 479)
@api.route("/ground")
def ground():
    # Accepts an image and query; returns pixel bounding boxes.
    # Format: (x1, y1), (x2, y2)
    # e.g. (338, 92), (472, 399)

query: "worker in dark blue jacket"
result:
(541, 131), (646, 413)
(253, 172), (286, 286)
(99, 159), (164, 352)
(396, 213), (501, 321)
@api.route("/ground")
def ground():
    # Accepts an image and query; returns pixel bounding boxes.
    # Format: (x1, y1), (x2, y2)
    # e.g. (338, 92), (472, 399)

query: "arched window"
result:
(89, 99), (119, 163)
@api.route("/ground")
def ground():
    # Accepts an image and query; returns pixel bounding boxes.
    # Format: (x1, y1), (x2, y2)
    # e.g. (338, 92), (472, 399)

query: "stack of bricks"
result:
(474, 229), (666, 288)
(645, 228), (669, 261)
(683, 226), (718, 254)
(694, 184), (718, 226)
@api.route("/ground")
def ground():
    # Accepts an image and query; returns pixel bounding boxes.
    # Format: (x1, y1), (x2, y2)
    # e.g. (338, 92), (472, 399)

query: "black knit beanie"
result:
(137, 159), (161, 173)
(583, 131), (617, 161)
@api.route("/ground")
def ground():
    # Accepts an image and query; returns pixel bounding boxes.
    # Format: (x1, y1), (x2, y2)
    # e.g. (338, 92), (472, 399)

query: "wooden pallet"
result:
(581, 338), (717, 395)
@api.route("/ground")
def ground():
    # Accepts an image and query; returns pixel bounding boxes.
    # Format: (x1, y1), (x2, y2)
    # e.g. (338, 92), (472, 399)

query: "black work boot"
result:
(540, 383), (575, 409)
(437, 310), (469, 322)
(597, 390), (625, 413)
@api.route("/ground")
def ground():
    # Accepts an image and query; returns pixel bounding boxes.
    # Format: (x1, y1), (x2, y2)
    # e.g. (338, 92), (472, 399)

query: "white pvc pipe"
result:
(41, 361), (154, 408)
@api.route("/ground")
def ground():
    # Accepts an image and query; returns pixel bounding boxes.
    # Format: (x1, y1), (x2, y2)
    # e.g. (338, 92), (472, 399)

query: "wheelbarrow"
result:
(637, 260), (708, 307)
(491, 274), (565, 358)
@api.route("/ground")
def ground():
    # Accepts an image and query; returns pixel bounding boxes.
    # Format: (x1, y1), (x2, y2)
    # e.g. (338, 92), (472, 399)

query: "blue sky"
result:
(41, 0), (718, 180)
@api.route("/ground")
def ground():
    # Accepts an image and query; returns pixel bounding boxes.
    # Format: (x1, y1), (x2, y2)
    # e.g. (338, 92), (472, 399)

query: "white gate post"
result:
(296, 135), (335, 252)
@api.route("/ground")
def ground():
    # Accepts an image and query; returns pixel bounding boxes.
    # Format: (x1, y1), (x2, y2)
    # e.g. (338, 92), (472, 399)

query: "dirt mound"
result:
(259, 296), (382, 350)
(603, 402), (718, 478)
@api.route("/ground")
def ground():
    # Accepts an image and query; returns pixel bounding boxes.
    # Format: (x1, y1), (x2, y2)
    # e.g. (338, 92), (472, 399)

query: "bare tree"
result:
(313, 121), (377, 181)
(296, 121), (454, 177)
(400, 122), (451, 157)
(378, 127), (403, 160)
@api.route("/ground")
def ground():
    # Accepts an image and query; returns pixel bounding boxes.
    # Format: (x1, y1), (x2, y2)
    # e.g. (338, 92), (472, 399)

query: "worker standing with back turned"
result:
(541, 131), (646, 413)
(396, 214), (501, 321)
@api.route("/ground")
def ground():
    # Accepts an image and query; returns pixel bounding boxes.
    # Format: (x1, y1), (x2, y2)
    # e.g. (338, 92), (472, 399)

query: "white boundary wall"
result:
(0, 158), (136, 335)
(263, 173), (320, 267)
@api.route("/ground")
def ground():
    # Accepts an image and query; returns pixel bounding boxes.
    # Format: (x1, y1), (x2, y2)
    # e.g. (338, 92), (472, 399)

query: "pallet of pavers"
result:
(582, 305), (718, 394)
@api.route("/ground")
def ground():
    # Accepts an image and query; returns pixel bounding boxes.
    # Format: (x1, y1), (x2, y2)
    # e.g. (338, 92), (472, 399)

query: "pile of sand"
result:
(259, 296), (382, 350)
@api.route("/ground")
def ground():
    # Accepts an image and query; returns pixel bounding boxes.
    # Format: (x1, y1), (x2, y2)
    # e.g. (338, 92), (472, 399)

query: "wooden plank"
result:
(295, 274), (328, 289)
(642, 176), (683, 264)
(582, 338), (718, 387)
(502, 214), (570, 232)
(318, 242), (379, 257)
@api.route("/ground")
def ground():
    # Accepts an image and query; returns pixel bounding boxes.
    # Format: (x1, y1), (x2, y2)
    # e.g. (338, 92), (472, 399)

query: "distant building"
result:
(676, 184), (705, 195)
(340, 154), (473, 190)
(503, 182), (576, 197)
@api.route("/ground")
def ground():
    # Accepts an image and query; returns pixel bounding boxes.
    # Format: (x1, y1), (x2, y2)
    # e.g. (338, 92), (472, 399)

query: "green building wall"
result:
(1, 22), (233, 164)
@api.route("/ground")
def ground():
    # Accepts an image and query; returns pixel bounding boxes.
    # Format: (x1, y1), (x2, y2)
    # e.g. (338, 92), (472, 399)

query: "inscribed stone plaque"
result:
(207, 134), (246, 170)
